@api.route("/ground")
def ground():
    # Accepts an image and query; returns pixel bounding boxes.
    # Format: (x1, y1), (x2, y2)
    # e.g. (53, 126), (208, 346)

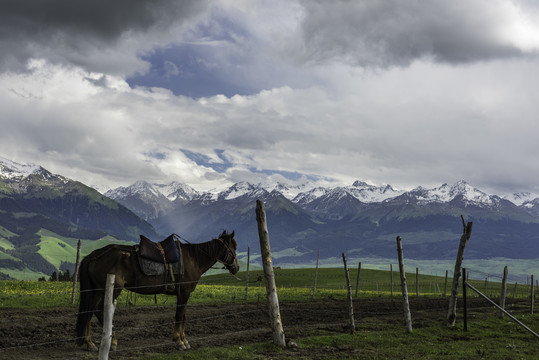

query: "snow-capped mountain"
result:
(153, 181), (200, 202)
(108, 178), (538, 212)
(0, 156), (42, 179)
(505, 192), (538, 206)
(105, 181), (174, 220)
(399, 181), (500, 207)
(217, 181), (269, 201)
(0, 156), (72, 193)
(0, 158), (159, 237)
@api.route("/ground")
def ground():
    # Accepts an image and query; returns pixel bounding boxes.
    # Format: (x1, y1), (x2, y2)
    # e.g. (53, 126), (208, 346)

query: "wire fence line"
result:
(1, 267), (538, 358)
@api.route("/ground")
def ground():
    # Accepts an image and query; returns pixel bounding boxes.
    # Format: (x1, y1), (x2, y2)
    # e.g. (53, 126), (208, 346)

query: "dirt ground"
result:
(0, 297), (494, 359)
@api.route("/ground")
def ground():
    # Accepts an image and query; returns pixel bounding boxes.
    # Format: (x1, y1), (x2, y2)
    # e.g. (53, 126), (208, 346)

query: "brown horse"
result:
(75, 230), (239, 351)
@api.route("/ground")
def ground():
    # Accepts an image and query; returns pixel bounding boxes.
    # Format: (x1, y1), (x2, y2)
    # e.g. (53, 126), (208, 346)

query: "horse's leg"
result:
(179, 306), (191, 349)
(172, 288), (191, 350)
(94, 288), (123, 351)
(84, 293), (103, 351)
(84, 321), (98, 352)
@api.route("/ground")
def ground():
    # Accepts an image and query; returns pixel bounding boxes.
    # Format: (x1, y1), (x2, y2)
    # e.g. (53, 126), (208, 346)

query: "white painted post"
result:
(396, 236), (413, 333)
(99, 274), (116, 360)
(255, 200), (286, 347)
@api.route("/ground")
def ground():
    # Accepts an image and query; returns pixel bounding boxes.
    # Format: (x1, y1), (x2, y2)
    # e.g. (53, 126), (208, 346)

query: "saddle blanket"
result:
(138, 255), (183, 277)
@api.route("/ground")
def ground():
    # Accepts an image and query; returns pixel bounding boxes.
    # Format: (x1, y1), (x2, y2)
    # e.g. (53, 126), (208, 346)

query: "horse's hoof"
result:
(184, 340), (191, 350)
(175, 340), (187, 350)
(86, 343), (99, 352)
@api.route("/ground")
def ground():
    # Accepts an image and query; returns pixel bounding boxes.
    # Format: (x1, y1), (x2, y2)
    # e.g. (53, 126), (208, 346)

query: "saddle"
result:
(139, 234), (180, 263)
(137, 234), (183, 278)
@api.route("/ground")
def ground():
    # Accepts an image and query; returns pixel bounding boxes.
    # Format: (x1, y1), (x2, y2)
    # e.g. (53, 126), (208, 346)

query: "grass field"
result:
(2, 267), (539, 359)
(0, 267), (533, 308)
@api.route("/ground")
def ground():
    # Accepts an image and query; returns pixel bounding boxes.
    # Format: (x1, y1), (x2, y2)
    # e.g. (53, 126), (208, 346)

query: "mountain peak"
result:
(0, 156), (43, 179)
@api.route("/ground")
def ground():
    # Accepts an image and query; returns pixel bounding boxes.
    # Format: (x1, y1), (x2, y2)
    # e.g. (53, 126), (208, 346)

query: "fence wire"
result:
(1, 266), (539, 358)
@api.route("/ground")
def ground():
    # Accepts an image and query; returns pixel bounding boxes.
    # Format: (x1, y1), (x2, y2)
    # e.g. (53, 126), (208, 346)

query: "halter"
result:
(217, 236), (237, 267)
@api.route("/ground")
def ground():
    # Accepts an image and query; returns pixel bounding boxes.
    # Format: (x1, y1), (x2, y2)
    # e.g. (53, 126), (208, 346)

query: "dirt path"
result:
(0, 297), (492, 359)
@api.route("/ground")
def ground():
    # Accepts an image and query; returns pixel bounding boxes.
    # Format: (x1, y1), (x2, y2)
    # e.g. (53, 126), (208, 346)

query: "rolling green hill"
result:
(0, 228), (135, 280)
(0, 162), (160, 280)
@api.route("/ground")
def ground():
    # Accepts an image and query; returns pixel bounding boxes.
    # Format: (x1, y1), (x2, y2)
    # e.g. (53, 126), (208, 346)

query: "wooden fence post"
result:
(255, 200), (286, 347)
(342, 253), (355, 334)
(312, 249), (319, 300)
(444, 270), (448, 297)
(463, 268), (468, 331)
(531, 275), (535, 314)
(98, 273), (116, 360)
(396, 236), (413, 333)
(500, 266), (508, 318)
(416, 268), (419, 296)
(71, 239), (82, 305)
(447, 215), (473, 328)
(355, 262), (362, 297)
(390, 264), (394, 297)
(245, 246), (250, 300)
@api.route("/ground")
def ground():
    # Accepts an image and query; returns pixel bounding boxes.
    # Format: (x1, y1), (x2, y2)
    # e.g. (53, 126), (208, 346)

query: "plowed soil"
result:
(0, 297), (493, 359)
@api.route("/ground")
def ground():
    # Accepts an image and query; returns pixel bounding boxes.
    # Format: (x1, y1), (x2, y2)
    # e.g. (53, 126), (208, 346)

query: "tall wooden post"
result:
(355, 262), (362, 297)
(390, 264), (394, 297)
(396, 236), (413, 333)
(444, 270), (448, 297)
(462, 268), (468, 331)
(342, 253), (355, 334)
(245, 247), (250, 300)
(531, 275), (535, 314)
(416, 268), (419, 296)
(312, 249), (320, 300)
(71, 239), (82, 305)
(500, 266), (508, 318)
(447, 215), (473, 328)
(99, 274), (116, 360)
(255, 200), (286, 347)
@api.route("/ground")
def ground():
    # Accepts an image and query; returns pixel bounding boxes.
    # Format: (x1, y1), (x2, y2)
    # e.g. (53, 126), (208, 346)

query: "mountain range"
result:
(2, 155), (539, 280)
(105, 178), (539, 264)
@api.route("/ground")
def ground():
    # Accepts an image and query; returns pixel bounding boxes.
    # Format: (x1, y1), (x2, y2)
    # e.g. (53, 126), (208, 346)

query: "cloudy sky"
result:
(1, 0), (539, 195)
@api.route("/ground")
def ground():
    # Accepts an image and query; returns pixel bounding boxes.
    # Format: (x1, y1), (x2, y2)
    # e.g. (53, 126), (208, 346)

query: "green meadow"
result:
(2, 267), (539, 359)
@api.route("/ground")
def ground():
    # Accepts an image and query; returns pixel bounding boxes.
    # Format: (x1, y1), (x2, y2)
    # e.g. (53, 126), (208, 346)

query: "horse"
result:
(75, 230), (239, 351)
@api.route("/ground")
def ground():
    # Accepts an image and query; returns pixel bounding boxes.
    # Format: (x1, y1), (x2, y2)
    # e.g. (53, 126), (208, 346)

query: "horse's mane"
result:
(181, 231), (235, 264)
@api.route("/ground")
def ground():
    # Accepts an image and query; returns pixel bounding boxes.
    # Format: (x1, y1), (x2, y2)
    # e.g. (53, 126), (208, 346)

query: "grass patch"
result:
(144, 312), (539, 360)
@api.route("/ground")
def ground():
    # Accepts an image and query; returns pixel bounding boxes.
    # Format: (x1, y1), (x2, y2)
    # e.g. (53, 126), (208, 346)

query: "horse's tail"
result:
(75, 257), (93, 346)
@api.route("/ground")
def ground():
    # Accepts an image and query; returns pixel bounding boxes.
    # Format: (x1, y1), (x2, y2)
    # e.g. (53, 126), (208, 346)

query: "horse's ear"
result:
(231, 230), (235, 238)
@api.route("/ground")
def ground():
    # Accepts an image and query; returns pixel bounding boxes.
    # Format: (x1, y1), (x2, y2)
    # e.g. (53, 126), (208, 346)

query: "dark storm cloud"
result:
(296, 0), (534, 67)
(0, 0), (210, 73)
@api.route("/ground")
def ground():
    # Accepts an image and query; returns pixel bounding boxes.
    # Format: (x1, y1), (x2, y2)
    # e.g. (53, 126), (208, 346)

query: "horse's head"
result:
(217, 230), (239, 275)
